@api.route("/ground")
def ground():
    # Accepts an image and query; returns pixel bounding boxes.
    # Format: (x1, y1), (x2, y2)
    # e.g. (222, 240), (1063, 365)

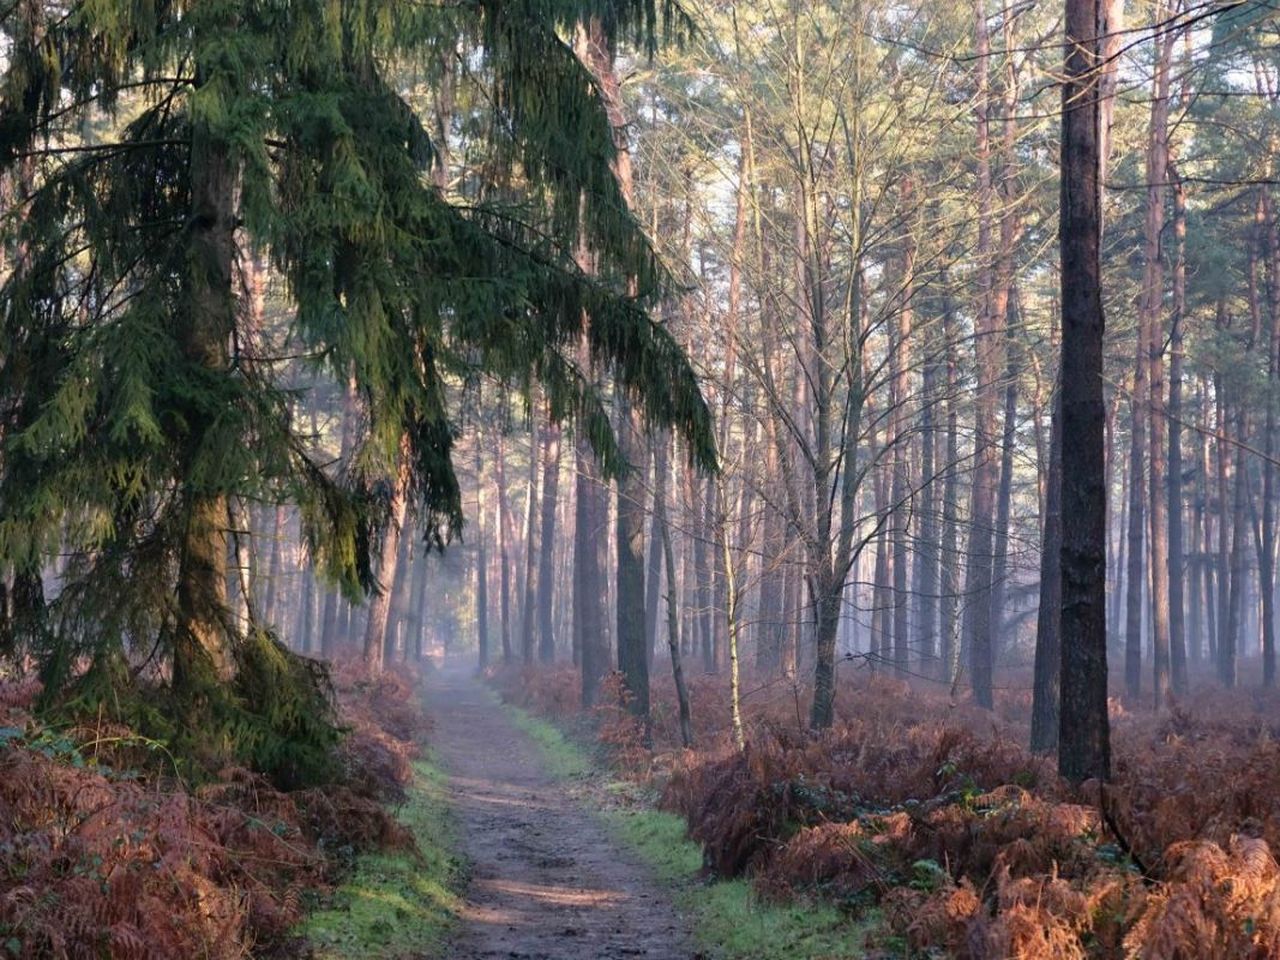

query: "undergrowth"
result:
(499, 695), (878, 960)
(493, 663), (1280, 959)
(0, 657), (438, 959)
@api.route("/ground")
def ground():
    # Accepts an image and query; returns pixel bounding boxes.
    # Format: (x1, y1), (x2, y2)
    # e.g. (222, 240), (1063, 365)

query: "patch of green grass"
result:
(498, 697), (594, 779)
(502, 701), (876, 960)
(298, 755), (462, 958)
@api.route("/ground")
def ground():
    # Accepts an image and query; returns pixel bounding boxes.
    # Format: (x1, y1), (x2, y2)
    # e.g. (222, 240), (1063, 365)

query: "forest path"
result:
(427, 664), (697, 960)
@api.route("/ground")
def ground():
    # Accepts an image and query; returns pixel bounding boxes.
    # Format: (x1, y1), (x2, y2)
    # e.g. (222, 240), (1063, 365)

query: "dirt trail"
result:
(427, 665), (696, 960)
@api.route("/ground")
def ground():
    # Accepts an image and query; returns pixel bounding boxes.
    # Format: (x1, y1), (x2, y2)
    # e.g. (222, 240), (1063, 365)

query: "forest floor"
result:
(428, 664), (697, 960)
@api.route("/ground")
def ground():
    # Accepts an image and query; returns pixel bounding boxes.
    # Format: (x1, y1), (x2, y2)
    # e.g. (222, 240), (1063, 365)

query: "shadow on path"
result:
(427, 664), (695, 960)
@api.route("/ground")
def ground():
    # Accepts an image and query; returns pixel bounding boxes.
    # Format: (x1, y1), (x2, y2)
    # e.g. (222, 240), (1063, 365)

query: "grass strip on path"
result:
(499, 696), (878, 960)
(298, 754), (462, 959)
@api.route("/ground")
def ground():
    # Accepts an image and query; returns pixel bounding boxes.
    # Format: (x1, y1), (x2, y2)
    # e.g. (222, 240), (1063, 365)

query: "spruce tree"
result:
(0, 0), (714, 780)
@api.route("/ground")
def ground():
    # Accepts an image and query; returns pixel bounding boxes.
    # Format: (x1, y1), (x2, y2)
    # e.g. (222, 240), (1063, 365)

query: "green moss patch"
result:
(299, 757), (462, 958)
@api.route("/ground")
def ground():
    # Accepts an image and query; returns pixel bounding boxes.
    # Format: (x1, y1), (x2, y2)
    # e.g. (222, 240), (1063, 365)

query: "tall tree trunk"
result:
(1124, 380), (1147, 703)
(1215, 308), (1232, 682)
(940, 280), (962, 683)
(576, 426), (608, 705)
(962, 0), (1000, 711)
(264, 505), (285, 632)
(521, 422), (541, 665)
(299, 555), (316, 656)
(537, 415), (562, 663)
(616, 398), (650, 735)
(174, 78), (238, 693)
(1167, 162), (1189, 693)
(413, 540), (430, 659)
(987, 5), (1021, 670)
(385, 518), (415, 663)
(580, 17), (649, 729)
(690, 469), (714, 673)
(718, 482), (746, 751)
(657, 472), (693, 748)
(1262, 194), (1280, 688)
(1031, 388), (1062, 753)
(320, 374), (359, 655)
(1058, 0), (1111, 782)
(702, 477), (720, 671)
(496, 433), (515, 665)
(477, 453), (490, 670)
(915, 288), (940, 673)
(645, 435), (666, 663)
(1144, 13), (1174, 708)
(363, 435), (411, 673)
(890, 205), (916, 676)
(989, 291), (1020, 660)
(1222, 419), (1247, 688)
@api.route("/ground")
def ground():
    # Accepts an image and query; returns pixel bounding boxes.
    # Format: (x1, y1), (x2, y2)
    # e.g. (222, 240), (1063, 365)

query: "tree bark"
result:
(616, 398), (650, 735)
(477, 451), (490, 670)
(644, 434), (666, 663)
(1143, 14), (1174, 708)
(363, 435), (411, 673)
(1168, 162), (1189, 693)
(496, 432), (515, 664)
(521, 421), (541, 665)
(989, 290), (1020, 661)
(537, 414), (562, 663)
(962, 0), (999, 711)
(1031, 388), (1062, 753)
(890, 204), (916, 676)
(940, 280), (962, 683)
(658, 473), (693, 748)
(1058, 0), (1111, 783)
(174, 73), (238, 692)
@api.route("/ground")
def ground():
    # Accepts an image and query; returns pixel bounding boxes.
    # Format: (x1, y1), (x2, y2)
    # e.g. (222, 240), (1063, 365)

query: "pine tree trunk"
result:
(1222, 423), (1246, 688)
(1144, 17), (1174, 707)
(644, 434), (666, 663)
(496, 433), (515, 664)
(1262, 195), (1280, 688)
(890, 213), (915, 676)
(940, 283), (962, 683)
(1058, 0), (1111, 783)
(657, 473), (693, 748)
(987, 9), (1021, 674)
(1215, 321), (1231, 680)
(1031, 388), (1062, 753)
(915, 284), (940, 674)
(477, 452), (490, 670)
(576, 427), (608, 705)
(174, 77), (238, 692)
(363, 437), (411, 673)
(386, 517), (416, 663)
(616, 397), (650, 735)
(690, 469), (714, 673)
(1124, 376), (1147, 704)
(1168, 164), (1189, 693)
(963, 0), (999, 711)
(537, 415), (561, 663)
(410, 530), (429, 659)
(300, 556), (316, 656)
(809, 577), (842, 729)
(989, 303), (1019, 662)
(321, 374), (359, 656)
(521, 422), (541, 665)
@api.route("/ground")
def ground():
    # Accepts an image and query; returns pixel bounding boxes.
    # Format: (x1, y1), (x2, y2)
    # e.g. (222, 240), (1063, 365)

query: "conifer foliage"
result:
(0, 0), (713, 773)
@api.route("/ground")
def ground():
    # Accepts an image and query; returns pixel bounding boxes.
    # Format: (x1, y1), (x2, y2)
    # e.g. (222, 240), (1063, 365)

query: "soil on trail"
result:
(428, 665), (697, 960)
